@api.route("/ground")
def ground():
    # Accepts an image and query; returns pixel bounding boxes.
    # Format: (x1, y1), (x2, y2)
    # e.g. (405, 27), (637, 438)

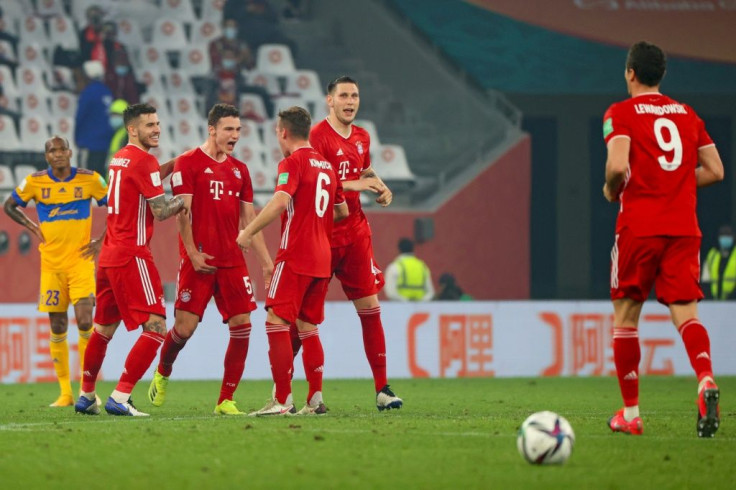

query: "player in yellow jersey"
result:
(3, 136), (108, 407)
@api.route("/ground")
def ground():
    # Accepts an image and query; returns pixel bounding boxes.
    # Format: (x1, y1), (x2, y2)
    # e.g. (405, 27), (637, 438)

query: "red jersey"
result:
(310, 119), (371, 247)
(603, 92), (714, 237)
(99, 144), (165, 267)
(273, 147), (345, 277)
(171, 147), (253, 268)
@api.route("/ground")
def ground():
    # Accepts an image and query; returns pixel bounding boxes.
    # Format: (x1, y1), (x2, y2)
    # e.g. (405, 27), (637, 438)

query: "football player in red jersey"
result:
(237, 106), (348, 415)
(75, 103), (186, 416)
(603, 42), (724, 437)
(308, 76), (403, 410)
(147, 104), (274, 415)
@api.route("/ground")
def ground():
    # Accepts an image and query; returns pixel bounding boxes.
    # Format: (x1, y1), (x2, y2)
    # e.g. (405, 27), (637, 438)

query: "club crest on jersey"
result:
(356, 142), (364, 155)
(74, 187), (83, 198)
(233, 168), (242, 179)
(179, 289), (192, 303)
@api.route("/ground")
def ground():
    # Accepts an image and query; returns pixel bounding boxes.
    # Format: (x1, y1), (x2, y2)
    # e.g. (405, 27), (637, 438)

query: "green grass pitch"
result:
(1, 376), (733, 489)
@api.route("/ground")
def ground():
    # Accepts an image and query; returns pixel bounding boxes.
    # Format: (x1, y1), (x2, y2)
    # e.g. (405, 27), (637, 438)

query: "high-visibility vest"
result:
(396, 255), (430, 301)
(706, 248), (736, 300)
(106, 127), (128, 169)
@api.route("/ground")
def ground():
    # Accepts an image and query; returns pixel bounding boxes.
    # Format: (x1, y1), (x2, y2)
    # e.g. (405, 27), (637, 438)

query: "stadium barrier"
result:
(2, 301), (735, 383)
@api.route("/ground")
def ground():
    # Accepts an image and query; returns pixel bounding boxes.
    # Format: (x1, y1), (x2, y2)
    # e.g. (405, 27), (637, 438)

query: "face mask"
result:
(109, 115), (123, 128)
(224, 27), (237, 40)
(114, 65), (129, 76)
(222, 59), (237, 71)
(719, 236), (734, 250)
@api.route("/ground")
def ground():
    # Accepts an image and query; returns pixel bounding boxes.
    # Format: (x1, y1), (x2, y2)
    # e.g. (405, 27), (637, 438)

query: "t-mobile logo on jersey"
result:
(209, 180), (224, 200)
(338, 160), (350, 180)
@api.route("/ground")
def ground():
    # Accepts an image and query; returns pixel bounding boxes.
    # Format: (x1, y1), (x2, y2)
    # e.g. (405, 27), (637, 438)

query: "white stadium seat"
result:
(284, 70), (324, 99)
(20, 93), (51, 117)
(139, 45), (171, 73)
(116, 18), (146, 50)
(159, 0), (197, 24)
(0, 165), (16, 192)
(255, 44), (296, 75)
(355, 119), (381, 147)
(151, 19), (188, 51)
(50, 92), (77, 118)
(200, 0), (225, 23)
(0, 40), (17, 65)
(164, 72), (196, 96)
(0, 66), (19, 99)
(372, 145), (415, 183)
(20, 17), (51, 47)
(138, 67), (169, 95)
(48, 15), (79, 50)
(16, 67), (51, 97)
(190, 19), (221, 45)
(19, 116), (51, 152)
(17, 41), (50, 69)
(239, 94), (269, 122)
(179, 45), (212, 78)
(0, 115), (21, 152)
(13, 164), (38, 185)
(244, 70), (281, 97)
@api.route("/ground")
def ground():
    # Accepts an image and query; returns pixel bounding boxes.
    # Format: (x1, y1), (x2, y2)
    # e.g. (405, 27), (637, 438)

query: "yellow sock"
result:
(77, 328), (93, 379)
(50, 332), (72, 396)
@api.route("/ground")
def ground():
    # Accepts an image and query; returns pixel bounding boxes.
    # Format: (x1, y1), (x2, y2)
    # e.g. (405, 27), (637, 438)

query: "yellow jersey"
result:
(12, 167), (108, 271)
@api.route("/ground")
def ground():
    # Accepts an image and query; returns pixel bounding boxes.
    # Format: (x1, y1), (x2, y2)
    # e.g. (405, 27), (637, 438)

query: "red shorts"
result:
(95, 257), (166, 331)
(610, 229), (703, 305)
(175, 258), (257, 323)
(331, 234), (385, 300)
(266, 261), (329, 325)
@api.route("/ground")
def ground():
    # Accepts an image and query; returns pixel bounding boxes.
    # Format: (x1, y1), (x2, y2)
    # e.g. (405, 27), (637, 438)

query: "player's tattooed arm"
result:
(148, 195), (186, 221)
(361, 168), (392, 207)
(3, 196), (45, 243)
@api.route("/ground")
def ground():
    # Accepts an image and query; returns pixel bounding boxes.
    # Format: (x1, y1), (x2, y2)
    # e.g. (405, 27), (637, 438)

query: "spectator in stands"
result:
(435, 273), (473, 301)
(223, 0), (298, 56)
(702, 224), (736, 300)
(78, 5), (106, 64)
(384, 238), (434, 301)
(106, 98), (129, 167)
(75, 61), (113, 175)
(209, 18), (255, 73)
(101, 22), (139, 103)
(208, 45), (273, 120)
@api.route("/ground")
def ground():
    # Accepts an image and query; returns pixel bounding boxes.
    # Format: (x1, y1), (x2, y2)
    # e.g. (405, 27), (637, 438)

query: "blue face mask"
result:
(224, 27), (237, 40)
(109, 115), (123, 128)
(719, 236), (734, 250)
(115, 65), (129, 76)
(222, 59), (237, 71)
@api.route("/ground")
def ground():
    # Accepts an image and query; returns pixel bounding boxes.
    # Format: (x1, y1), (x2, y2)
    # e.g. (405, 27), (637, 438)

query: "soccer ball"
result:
(517, 411), (575, 465)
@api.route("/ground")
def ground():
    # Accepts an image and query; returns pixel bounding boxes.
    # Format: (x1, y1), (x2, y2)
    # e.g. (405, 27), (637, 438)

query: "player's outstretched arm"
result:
(603, 138), (630, 202)
(3, 196), (45, 243)
(237, 192), (290, 252)
(241, 202), (274, 289)
(148, 194), (186, 221)
(158, 158), (176, 180)
(361, 167), (393, 207)
(695, 145), (725, 188)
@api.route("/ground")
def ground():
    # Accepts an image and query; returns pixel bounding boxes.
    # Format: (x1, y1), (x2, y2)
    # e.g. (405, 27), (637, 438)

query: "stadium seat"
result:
(305, 97), (328, 122)
(48, 15), (79, 51)
(0, 66), (19, 99)
(249, 159), (277, 193)
(200, 0), (225, 23)
(169, 119), (201, 149)
(13, 164), (38, 185)
(159, 0), (197, 24)
(190, 19), (221, 45)
(19, 116), (51, 152)
(0, 93), (19, 114)
(116, 18), (146, 50)
(239, 119), (265, 147)
(36, 0), (67, 18)
(255, 44), (296, 75)
(0, 115), (21, 152)
(149, 141), (177, 162)
(239, 94), (269, 122)
(51, 116), (75, 143)
(0, 40), (17, 66)
(164, 72), (196, 96)
(284, 70), (324, 99)
(17, 41), (50, 69)
(244, 70), (282, 97)
(151, 19), (188, 51)
(168, 95), (200, 122)
(49, 66), (76, 91)
(19, 93), (51, 117)
(355, 119), (381, 147)
(49, 92), (77, 118)
(178, 46), (212, 78)
(137, 67), (169, 95)
(138, 45), (171, 73)
(261, 119), (283, 166)
(372, 145), (415, 183)
(272, 95), (307, 115)
(2, 1), (32, 24)
(16, 67), (51, 97)
(0, 165), (15, 193)
(140, 93), (172, 120)
(20, 17), (51, 48)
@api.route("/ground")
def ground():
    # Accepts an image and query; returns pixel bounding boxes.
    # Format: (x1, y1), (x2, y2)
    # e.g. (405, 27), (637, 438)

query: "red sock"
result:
(157, 326), (189, 377)
(81, 330), (111, 393)
(358, 307), (387, 392)
(678, 319), (713, 382)
(289, 323), (302, 359)
(266, 322), (293, 404)
(115, 331), (164, 394)
(299, 328), (324, 403)
(613, 327), (640, 407)
(218, 323), (251, 404)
